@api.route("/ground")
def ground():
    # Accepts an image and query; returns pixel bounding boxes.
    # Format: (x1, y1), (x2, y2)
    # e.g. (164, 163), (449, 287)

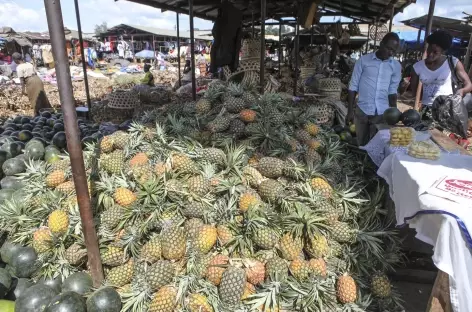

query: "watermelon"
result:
(0, 176), (24, 190)
(37, 277), (63, 293)
(0, 268), (12, 298)
(25, 141), (45, 160)
(86, 287), (121, 312)
(2, 158), (26, 176)
(52, 132), (67, 149)
(401, 109), (421, 126)
(383, 107), (402, 125)
(5, 278), (33, 300)
(14, 284), (57, 312)
(0, 242), (21, 265)
(9, 247), (38, 278)
(44, 292), (86, 312)
(62, 272), (92, 295)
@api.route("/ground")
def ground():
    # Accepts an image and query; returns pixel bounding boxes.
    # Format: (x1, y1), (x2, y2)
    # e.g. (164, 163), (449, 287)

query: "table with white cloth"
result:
(377, 146), (472, 312)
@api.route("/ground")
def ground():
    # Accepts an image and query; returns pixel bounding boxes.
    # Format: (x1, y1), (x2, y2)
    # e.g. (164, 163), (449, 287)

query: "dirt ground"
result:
(393, 281), (433, 312)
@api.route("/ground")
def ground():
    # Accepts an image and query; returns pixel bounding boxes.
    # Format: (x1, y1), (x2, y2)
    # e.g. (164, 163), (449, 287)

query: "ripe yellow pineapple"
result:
(148, 286), (177, 312)
(47, 210), (69, 234)
(45, 170), (66, 188)
(289, 259), (311, 281)
(188, 293), (213, 312)
(154, 161), (169, 176)
(239, 109), (257, 123)
(305, 234), (329, 258)
(32, 227), (53, 253)
(372, 274), (392, 298)
(56, 181), (75, 194)
(113, 187), (136, 207)
(101, 245), (127, 267)
(337, 274), (357, 303)
(106, 259), (134, 287)
(244, 259), (265, 285)
(242, 282), (256, 300)
(161, 226), (186, 260)
(238, 191), (261, 212)
(310, 177), (333, 199)
(206, 254), (229, 285)
(129, 152), (149, 167)
(216, 224), (233, 245)
(304, 122), (320, 136)
(195, 225), (218, 254)
(171, 153), (197, 173)
(100, 136), (114, 153)
(279, 233), (303, 261)
(306, 139), (322, 150)
(187, 176), (211, 197)
(140, 235), (162, 263)
(309, 258), (327, 278)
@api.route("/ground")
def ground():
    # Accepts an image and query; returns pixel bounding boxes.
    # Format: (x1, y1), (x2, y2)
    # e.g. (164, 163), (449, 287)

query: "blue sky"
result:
(1, 0), (471, 33)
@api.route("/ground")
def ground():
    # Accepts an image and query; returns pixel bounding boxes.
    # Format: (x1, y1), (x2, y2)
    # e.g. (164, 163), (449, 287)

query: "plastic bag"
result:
(432, 94), (468, 138)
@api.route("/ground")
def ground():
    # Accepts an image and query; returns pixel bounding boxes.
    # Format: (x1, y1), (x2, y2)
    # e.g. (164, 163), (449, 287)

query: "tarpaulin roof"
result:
(401, 15), (472, 39)
(120, 0), (415, 24)
(100, 23), (213, 41)
(0, 27), (32, 47)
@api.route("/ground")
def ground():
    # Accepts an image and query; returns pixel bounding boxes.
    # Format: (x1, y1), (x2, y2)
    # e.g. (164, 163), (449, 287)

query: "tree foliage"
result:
(94, 22), (108, 36)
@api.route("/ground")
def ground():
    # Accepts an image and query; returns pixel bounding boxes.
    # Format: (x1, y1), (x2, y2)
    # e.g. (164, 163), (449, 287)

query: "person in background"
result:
(409, 31), (472, 114)
(12, 52), (51, 115)
(347, 32), (402, 146)
(141, 64), (154, 86)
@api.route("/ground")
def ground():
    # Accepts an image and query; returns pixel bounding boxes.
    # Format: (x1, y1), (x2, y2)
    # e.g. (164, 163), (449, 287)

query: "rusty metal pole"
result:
(176, 13), (181, 87)
(294, 16), (300, 96)
(43, 0), (103, 287)
(278, 20), (282, 77)
(260, 0), (266, 93)
(73, 0), (92, 118)
(188, 0), (197, 100)
(414, 0), (436, 110)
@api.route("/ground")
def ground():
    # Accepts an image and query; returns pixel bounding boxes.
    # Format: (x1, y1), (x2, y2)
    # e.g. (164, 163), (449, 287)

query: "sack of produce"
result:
(408, 141), (441, 160)
(389, 127), (415, 146)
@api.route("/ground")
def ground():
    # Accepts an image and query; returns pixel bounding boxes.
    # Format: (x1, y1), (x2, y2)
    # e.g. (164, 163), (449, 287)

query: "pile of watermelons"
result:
(0, 112), (105, 203)
(0, 239), (122, 312)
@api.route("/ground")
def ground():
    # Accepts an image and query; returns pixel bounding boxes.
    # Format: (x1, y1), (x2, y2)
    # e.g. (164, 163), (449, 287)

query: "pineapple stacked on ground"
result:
(0, 87), (403, 311)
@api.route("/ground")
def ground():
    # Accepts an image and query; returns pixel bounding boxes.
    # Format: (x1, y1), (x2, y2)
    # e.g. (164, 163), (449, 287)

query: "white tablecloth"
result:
(378, 152), (472, 312)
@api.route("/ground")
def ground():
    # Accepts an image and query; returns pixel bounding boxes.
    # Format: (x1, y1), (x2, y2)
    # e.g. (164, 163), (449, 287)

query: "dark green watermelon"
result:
(14, 284), (57, 312)
(401, 109), (421, 126)
(52, 132), (67, 149)
(0, 176), (24, 190)
(0, 242), (21, 266)
(21, 124), (33, 132)
(25, 142), (45, 160)
(0, 150), (10, 166)
(0, 268), (12, 298)
(17, 131), (33, 142)
(41, 111), (52, 119)
(5, 278), (33, 300)
(86, 287), (121, 312)
(0, 138), (13, 146)
(20, 117), (31, 125)
(38, 277), (63, 293)
(0, 142), (22, 158)
(25, 138), (45, 149)
(44, 291), (86, 312)
(2, 158), (26, 176)
(13, 117), (22, 125)
(62, 272), (92, 295)
(53, 123), (64, 132)
(9, 247), (38, 278)
(383, 107), (402, 125)
(0, 189), (16, 204)
(44, 147), (62, 164)
(333, 125), (344, 134)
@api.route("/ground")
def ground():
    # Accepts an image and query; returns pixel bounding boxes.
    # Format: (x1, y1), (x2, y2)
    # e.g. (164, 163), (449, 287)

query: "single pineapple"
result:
(372, 274), (392, 298)
(217, 224), (234, 245)
(113, 187), (136, 207)
(329, 240), (343, 258)
(171, 153), (198, 173)
(304, 122), (320, 136)
(257, 179), (284, 202)
(206, 115), (231, 133)
(111, 131), (129, 150)
(289, 259), (311, 281)
(188, 293), (213, 312)
(196, 98), (213, 115)
(154, 161), (169, 176)
(161, 226), (186, 260)
(239, 109), (256, 123)
(309, 258), (327, 278)
(265, 257), (288, 282)
(140, 235), (162, 263)
(147, 260), (176, 291)
(182, 202), (206, 219)
(305, 148), (322, 166)
(238, 191), (261, 212)
(129, 152), (149, 167)
(106, 259), (134, 287)
(306, 139), (322, 150)
(185, 218), (204, 238)
(225, 83), (247, 113)
(228, 119), (246, 136)
(47, 210), (69, 234)
(279, 233), (303, 261)
(101, 150), (125, 174)
(64, 243), (87, 266)
(305, 233), (329, 258)
(330, 221), (353, 243)
(201, 147), (226, 166)
(255, 250), (277, 264)
(256, 157), (285, 179)
(51, 158), (71, 171)
(244, 259), (265, 285)
(56, 181), (75, 194)
(148, 286), (177, 312)
(316, 200), (339, 224)
(45, 170), (66, 188)
(252, 227), (279, 250)
(100, 136), (114, 153)
(242, 166), (264, 188)
(295, 129), (312, 143)
(336, 274), (357, 304)
(206, 254), (229, 285)
(310, 177), (333, 199)
(195, 225), (218, 254)
(32, 227), (53, 253)
(101, 245), (127, 267)
(101, 205), (126, 229)
(187, 176), (211, 197)
(219, 266), (247, 305)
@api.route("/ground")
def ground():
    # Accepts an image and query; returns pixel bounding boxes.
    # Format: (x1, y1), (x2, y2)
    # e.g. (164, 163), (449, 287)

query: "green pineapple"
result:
(330, 221), (353, 243)
(279, 233), (303, 261)
(201, 147), (226, 166)
(185, 218), (204, 239)
(207, 115), (231, 133)
(101, 245), (127, 267)
(161, 226), (186, 260)
(242, 166), (264, 188)
(106, 259), (134, 287)
(219, 266), (246, 306)
(101, 150), (125, 174)
(140, 235), (162, 263)
(252, 227), (279, 250)
(187, 176), (210, 197)
(256, 157), (285, 179)
(305, 233), (329, 258)
(265, 256), (288, 281)
(224, 83), (247, 113)
(112, 131), (129, 150)
(257, 179), (284, 202)
(228, 119), (246, 136)
(182, 202), (206, 219)
(147, 260), (176, 291)
(64, 243), (87, 266)
(101, 205), (126, 229)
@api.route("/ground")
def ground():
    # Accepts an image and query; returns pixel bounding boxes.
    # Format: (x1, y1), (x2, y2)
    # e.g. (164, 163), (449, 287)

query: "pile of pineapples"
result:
(0, 83), (404, 312)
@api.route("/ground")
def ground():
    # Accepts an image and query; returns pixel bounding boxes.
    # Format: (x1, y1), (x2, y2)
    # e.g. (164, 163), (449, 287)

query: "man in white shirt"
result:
(117, 41), (124, 58)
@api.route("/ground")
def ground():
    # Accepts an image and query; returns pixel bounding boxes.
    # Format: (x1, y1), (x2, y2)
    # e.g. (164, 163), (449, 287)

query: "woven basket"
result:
(318, 78), (341, 92)
(300, 67), (317, 81)
(320, 90), (341, 100)
(225, 59), (260, 81)
(264, 75), (281, 93)
(241, 39), (261, 60)
(241, 70), (260, 88)
(133, 84), (151, 103)
(108, 89), (140, 109)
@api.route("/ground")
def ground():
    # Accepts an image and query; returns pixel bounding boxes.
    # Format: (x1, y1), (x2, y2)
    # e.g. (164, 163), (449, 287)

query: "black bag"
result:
(432, 94), (468, 138)
(447, 55), (464, 93)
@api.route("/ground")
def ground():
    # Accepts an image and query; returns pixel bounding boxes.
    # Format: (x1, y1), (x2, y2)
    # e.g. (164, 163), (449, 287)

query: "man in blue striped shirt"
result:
(347, 32), (402, 146)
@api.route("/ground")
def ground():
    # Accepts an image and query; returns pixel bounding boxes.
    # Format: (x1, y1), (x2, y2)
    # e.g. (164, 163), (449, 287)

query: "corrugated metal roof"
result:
(121, 0), (415, 24)
(401, 15), (472, 39)
(100, 23), (213, 40)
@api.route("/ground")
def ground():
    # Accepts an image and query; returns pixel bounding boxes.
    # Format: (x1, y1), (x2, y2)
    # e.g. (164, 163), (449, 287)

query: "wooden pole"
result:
(464, 32), (472, 72)
(176, 13), (181, 87)
(294, 16), (300, 96)
(278, 20), (282, 77)
(43, 0), (103, 287)
(260, 0), (266, 93)
(414, 0), (436, 111)
(389, 6), (394, 32)
(189, 0), (197, 101)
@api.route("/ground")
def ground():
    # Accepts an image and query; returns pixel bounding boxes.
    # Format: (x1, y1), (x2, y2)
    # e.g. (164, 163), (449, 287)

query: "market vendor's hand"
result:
(456, 89), (465, 97)
(345, 110), (354, 126)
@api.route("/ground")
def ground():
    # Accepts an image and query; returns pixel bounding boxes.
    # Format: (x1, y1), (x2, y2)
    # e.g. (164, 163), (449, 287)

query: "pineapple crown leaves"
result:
(282, 277), (338, 312)
(244, 280), (282, 312)
(280, 203), (329, 239)
(16, 159), (49, 183)
(0, 197), (48, 239)
(119, 227), (144, 258)
(221, 144), (249, 178)
(226, 82), (245, 97)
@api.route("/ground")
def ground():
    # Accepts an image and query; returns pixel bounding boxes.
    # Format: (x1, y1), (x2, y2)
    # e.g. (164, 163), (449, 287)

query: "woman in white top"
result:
(12, 52), (51, 115)
(410, 31), (472, 114)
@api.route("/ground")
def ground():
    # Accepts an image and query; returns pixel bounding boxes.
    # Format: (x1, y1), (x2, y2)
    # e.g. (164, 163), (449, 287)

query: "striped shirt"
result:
(349, 52), (401, 115)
